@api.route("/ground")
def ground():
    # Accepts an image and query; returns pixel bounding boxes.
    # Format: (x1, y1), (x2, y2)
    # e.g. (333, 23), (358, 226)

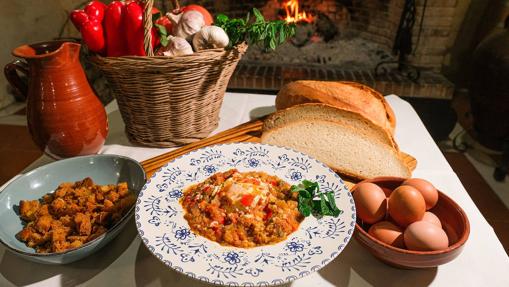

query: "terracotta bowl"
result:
(352, 177), (470, 269)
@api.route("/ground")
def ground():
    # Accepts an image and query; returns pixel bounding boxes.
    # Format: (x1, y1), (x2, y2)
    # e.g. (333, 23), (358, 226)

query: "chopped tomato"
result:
(240, 194), (254, 207)
(264, 209), (273, 221)
(270, 180), (278, 186)
(214, 227), (222, 238)
(263, 205), (273, 221)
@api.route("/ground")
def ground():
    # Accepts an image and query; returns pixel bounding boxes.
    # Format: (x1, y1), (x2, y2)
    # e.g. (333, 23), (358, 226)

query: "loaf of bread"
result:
(275, 81), (396, 134)
(263, 103), (398, 150)
(261, 104), (411, 180)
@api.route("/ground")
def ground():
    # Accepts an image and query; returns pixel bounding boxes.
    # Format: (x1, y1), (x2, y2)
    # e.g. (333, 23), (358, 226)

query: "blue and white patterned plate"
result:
(135, 143), (356, 286)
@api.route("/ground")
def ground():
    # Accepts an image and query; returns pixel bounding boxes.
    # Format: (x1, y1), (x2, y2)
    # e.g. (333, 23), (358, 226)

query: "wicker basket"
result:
(91, 0), (247, 147)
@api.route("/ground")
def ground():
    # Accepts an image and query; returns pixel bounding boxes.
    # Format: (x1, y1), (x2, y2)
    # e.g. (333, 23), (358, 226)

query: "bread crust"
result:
(275, 81), (396, 133)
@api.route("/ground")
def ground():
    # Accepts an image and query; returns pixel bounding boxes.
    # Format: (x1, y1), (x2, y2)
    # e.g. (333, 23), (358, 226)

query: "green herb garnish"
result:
(154, 24), (169, 47)
(291, 180), (342, 218)
(214, 8), (296, 50)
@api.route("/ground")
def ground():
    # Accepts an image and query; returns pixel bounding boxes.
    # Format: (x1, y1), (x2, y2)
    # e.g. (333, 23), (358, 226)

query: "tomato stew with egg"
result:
(180, 169), (303, 248)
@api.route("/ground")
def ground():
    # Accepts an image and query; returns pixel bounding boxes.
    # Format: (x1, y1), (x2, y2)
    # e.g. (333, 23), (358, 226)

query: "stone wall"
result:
(410, 0), (462, 70)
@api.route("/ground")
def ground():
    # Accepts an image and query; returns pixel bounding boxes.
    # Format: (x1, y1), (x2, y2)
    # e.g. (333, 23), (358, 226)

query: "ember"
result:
(283, 0), (313, 23)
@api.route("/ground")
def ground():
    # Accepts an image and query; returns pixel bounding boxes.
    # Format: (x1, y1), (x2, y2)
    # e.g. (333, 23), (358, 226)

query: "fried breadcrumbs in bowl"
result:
(0, 155), (146, 264)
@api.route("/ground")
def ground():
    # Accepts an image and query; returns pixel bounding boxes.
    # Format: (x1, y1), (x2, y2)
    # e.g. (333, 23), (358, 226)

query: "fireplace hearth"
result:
(177, 0), (459, 99)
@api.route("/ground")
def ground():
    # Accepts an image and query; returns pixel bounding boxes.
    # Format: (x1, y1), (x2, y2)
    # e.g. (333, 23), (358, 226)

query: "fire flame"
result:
(283, 0), (314, 23)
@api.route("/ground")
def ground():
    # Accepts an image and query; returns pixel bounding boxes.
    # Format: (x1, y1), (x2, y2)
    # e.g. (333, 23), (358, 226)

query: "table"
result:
(1, 93), (508, 287)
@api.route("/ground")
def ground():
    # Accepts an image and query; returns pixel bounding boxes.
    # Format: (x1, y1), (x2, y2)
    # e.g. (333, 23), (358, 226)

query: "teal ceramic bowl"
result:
(0, 154), (146, 264)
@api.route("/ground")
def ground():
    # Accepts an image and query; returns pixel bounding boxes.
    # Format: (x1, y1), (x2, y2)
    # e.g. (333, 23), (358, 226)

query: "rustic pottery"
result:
(4, 40), (108, 158)
(352, 177), (470, 269)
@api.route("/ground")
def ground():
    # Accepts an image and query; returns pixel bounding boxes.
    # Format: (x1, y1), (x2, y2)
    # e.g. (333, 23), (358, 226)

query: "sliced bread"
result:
(275, 81), (396, 134)
(261, 120), (411, 180)
(263, 103), (398, 150)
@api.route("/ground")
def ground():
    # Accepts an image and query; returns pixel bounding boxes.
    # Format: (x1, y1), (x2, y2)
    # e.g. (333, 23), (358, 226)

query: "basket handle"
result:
(143, 0), (154, 56)
(143, 0), (181, 56)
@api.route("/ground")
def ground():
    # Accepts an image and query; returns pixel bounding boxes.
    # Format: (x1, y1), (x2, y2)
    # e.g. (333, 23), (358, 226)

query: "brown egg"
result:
(388, 185), (426, 227)
(404, 221), (449, 251)
(353, 182), (387, 224)
(402, 178), (439, 210)
(368, 221), (405, 248)
(422, 211), (442, 228)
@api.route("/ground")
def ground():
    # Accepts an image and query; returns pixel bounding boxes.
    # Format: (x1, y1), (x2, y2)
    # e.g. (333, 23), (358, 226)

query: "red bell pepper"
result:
(84, 1), (107, 22)
(104, 1), (126, 57)
(72, 0), (161, 56)
(240, 194), (255, 207)
(70, 1), (106, 55)
(124, 1), (145, 56)
(81, 19), (105, 54)
(70, 10), (89, 30)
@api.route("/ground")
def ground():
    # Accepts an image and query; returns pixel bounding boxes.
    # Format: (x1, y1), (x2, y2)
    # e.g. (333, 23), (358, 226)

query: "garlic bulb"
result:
(193, 26), (230, 51)
(169, 10), (205, 41)
(157, 36), (193, 57)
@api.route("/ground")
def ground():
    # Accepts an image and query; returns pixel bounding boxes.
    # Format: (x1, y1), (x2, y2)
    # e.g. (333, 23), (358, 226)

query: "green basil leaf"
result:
(331, 207), (342, 217)
(293, 180), (343, 218)
(253, 8), (264, 23)
(298, 196), (312, 217)
(325, 191), (342, 217)
(214, 8), (295, 50)
(279, 27), (286, 44)
(216, 14), (229, 24)
(291, 184), (312, 199)
(160, 36), (168, 47)
(290, 184), (303, 193)
(300, 205), (311, 217)
(325, 191), (337, 209)
(312, 199), (321, 212)
(299, 189), (312, 199)
(154, 24), (167, 36)
(302, 180), (317, 190)
(319, 193), (332, 215)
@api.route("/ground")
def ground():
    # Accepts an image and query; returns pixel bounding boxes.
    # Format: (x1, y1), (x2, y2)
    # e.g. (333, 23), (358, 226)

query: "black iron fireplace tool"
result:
(375, 0), (427, 81)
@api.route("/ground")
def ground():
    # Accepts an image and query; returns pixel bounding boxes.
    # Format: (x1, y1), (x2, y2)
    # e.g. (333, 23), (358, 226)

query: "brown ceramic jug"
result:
(4, 40), (108, 158)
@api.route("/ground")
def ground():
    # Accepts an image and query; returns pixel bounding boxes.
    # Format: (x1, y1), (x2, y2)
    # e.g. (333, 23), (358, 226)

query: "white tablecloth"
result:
(1, 93), (508, 287)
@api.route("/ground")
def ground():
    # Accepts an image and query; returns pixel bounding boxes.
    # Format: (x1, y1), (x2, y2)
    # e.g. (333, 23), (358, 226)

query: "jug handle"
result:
(4, 60), (29, 101)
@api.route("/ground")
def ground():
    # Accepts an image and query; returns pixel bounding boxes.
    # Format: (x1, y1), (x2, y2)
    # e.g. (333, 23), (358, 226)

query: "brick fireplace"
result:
(176, 0), (461, 99)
